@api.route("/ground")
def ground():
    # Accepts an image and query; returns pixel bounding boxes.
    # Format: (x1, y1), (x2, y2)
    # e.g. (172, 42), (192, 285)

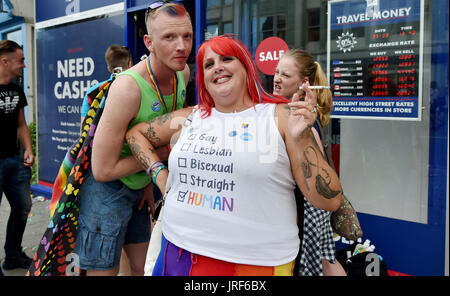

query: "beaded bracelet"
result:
(152, 165), (167, 184)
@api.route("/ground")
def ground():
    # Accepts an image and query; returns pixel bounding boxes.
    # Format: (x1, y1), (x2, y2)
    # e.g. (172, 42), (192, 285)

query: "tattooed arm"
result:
(126, 107), (193, 193)
(91, 75), (171, 182)
(277, 94), (342, 212)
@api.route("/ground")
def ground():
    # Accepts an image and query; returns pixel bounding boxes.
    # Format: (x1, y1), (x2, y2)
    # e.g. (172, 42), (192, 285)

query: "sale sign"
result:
(255, 37), (289, 75)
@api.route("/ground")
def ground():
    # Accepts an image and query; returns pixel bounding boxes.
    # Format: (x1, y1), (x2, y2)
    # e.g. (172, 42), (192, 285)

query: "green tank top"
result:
(117, 70), (186, 190)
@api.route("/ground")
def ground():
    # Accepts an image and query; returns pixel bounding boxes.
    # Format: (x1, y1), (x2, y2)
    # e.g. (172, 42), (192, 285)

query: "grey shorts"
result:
(74, 171), (150, 271)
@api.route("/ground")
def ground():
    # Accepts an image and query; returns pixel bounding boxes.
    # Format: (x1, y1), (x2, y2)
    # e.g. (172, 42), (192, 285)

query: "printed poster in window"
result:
(327, 0), (424, 121)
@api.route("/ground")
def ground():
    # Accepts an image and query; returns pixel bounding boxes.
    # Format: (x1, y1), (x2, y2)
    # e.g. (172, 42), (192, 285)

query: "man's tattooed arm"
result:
(126, 135), (152, 169)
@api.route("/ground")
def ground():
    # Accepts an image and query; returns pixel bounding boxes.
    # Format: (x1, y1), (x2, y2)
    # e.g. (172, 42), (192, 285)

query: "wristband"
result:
(152, 165), (167, 183)
(146, 161), (164, 176)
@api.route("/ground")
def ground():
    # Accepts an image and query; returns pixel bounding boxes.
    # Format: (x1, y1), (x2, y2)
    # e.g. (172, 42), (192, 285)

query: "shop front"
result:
(34, 0), (448, 276)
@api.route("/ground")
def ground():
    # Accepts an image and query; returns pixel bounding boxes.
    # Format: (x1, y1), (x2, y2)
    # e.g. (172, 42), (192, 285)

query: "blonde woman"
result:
(274, 49), (346, 276)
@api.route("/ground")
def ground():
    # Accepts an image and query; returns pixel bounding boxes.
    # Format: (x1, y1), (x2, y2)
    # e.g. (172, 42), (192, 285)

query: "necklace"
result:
(145, 57), (178, 113)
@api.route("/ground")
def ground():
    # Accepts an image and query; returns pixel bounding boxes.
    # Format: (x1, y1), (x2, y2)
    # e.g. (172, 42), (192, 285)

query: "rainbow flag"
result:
(28, 79), (113, 276)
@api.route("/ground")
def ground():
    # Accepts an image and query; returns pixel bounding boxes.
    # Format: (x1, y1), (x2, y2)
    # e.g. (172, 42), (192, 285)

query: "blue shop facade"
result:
(33, 0), (448, 276)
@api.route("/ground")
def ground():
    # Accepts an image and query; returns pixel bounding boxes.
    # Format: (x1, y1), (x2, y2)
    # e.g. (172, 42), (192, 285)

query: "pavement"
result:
(0, 193), (50, 276)
(0, 193), (140, 277)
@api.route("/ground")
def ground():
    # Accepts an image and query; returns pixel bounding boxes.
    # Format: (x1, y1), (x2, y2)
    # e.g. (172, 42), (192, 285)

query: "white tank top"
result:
(162, 103), (299, 266)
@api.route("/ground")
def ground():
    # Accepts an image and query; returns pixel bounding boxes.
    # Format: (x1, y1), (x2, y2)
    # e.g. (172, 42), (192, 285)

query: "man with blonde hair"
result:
(73, 1), (193, 276)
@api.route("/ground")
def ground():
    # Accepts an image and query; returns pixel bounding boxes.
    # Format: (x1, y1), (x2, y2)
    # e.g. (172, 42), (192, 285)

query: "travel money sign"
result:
(328, 0), (424, 121)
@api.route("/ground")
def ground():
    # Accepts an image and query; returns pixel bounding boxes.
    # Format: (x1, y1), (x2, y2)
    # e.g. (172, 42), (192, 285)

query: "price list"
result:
(328, 0), (423, 120)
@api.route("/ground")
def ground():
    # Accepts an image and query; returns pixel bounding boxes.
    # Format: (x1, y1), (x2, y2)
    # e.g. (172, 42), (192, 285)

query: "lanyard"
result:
(146, 57), (178, 112)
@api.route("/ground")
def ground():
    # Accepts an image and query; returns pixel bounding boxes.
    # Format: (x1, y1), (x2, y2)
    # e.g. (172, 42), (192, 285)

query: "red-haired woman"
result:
(126, 36), (343, 276)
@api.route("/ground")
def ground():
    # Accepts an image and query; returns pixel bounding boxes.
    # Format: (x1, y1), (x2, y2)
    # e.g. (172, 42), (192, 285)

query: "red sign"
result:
(255, 37), (289, 75)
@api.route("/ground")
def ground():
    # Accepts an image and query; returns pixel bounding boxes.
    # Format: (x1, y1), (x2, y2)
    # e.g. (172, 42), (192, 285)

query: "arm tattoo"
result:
(301, 142), (340, 199)
(301, 148), (315, 191)
(145, 125), (160, 147)
(316, 170), (341, 199)
(156, 112), (172, 125)
(126, 135), (152, 169)
(144, 113), (173, 147)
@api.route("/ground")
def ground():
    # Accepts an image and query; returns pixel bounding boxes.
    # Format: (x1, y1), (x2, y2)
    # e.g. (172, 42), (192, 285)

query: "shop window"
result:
(259, 14), (286, 41)
(223, 22), (233, 34)
(307, 9), (320, 42)
(205, 24), (219, 40)
(205, 0), (234, 40)
(237, 0), (445, 226)
(277, 14), (286, 40)
(260, 16), (274, 40)
(4, 29), (22, 45)
(206, 0), (221, 8)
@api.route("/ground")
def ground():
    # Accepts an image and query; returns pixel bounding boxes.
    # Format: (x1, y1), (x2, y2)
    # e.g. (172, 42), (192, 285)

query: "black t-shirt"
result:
(0, 83), (28, 158)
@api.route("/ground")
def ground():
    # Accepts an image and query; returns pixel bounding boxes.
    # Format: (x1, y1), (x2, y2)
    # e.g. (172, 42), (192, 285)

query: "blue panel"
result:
(195, 0), (205, 104)
(36, 0), (123, 22)
(428, 0), (449, 227)
(36, 15), (124, 183)
(30, 184), (53, 199)
(335, 213), (445, 275)
(335, 0), (448, 276)
(330, 0), (421, 30)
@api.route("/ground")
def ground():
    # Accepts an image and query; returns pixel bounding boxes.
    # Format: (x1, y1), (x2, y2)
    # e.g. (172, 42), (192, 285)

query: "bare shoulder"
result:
(95, 76), (142, 132)
(275, 103), (290, 124)
(108, 60), (147, 98)
(275, 103), (290, 116)
(273, 103), (289, 139)
(109, 74), (140, 101)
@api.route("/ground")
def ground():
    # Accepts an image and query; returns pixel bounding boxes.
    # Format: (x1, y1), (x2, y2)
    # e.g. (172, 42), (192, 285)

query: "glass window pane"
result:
(206, 0), (220, 8)
(205, 24), (219, 40)
(223, 22), (233, 34)
(236, 0), (445, 224)
(6, 30), (22, 45)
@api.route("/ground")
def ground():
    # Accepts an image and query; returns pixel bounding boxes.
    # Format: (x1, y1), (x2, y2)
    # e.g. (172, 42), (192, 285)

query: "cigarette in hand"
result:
(299, 85), (330, 90)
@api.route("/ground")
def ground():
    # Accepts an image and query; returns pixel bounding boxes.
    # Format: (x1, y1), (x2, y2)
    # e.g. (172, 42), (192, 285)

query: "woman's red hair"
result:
(196, 35), (289, 117)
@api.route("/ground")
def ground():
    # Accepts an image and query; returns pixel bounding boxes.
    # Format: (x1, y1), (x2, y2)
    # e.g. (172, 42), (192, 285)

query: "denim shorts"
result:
(74, 171), (151, 270)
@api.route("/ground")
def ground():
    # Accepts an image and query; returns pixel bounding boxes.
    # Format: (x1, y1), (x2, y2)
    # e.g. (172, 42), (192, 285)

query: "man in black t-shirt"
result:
(0, 40), (35, 272)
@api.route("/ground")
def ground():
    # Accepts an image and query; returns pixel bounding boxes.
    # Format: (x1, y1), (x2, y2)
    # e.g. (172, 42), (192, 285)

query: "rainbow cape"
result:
(27, 78), (113, 276)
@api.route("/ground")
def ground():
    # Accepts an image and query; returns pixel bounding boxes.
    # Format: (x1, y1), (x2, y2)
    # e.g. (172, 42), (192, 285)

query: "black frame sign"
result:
(328, 0), (424, 121)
